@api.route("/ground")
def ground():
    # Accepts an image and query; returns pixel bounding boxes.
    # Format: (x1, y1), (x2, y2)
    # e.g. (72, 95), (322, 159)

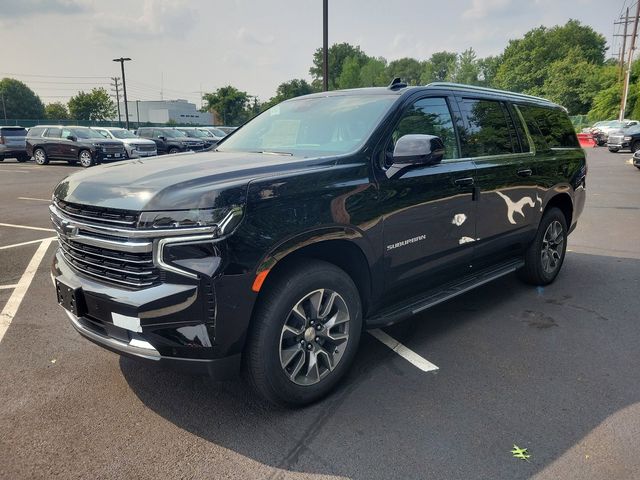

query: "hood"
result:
(53, 150), (333, 211)
(120, 138), (156, 146)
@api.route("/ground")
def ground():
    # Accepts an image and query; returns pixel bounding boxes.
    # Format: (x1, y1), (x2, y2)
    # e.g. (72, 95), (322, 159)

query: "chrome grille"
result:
(54, 199), (138, 227)
(135, 144), (156, 152)
(608, 134), (624, 144)
(57, 234), (160, 288)
(104, 145), (125, 154)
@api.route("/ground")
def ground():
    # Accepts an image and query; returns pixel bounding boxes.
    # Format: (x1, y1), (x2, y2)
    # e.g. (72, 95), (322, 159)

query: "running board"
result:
(365, 259), (524, 328)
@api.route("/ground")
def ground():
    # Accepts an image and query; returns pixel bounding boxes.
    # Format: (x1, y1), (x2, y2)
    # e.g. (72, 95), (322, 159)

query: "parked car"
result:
(201, 127), (228, 141)
(0, 126), (30, 162)
(607, 125), (640, 152)
(136, 127), (206, 154)
(633, 150), (640, 169)
(591, 120), (639, 146)
(92, 127), (157, 158)
(50, 82), (586, 406)
(26, 126), (126, 167)
(214, 126), (238, 135)
(176, 127), (218, 149)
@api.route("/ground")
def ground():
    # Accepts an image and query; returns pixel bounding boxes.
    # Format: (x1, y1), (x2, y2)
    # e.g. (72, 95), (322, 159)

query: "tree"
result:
(360, 57), (388, 87)
(0, 78), (45, 119)
(588, 62), (639, 120)
(337, 56), (362, 89)
(386, 57), (424, 85)
(420, 51), (457, 84)
(68, 88), (116, 121)
(203, 85), (251, 125)
(262, 79), (315, 111)
(452, 48), (480, 85)
(494, 20), (606, 95)
(310, 42), (369, 90)
(476, 55), (502, 87)
(45, 102), (69, 120)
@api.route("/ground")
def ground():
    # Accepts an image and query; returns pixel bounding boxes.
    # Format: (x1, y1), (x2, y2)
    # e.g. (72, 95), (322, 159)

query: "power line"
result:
(0, 72), (111, 79)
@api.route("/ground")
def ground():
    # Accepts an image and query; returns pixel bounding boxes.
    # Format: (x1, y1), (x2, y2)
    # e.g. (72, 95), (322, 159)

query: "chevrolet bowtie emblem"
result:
(60, 219), (79, 237)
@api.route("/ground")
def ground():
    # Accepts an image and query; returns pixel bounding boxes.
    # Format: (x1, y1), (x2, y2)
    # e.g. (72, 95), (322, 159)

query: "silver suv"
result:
(93, 127), (157, 158)
(0, 126), (29, 162)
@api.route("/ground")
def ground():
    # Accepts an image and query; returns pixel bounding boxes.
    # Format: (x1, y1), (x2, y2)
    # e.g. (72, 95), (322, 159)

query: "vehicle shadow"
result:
(121, 252), (640, 479)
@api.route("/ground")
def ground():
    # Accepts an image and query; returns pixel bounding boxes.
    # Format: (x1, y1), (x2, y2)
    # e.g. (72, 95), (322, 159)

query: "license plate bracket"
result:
(55, 279), (87, 317)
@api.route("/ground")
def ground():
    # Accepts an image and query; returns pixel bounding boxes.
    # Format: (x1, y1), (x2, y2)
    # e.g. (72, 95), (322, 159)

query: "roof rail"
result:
(426, 82), (555, 105)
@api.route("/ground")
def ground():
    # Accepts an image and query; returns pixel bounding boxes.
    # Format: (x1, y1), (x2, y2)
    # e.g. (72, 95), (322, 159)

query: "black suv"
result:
(50, 83), (586, 406)
(27, 126), (126, 167)
(136, 127), (206, 154)
(0, 126), (30, 162)
(176, 127), (219, 149)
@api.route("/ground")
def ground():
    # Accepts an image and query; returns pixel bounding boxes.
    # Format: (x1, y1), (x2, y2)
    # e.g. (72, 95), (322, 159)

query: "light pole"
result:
(323, 0), (328, 91)
(113, 57), (131, 129)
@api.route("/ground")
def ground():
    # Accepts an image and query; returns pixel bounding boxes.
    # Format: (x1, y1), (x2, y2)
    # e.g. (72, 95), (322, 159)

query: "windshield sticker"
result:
(386, 234), (426, 251)
(451, 213), (467, 226)
(496, 192), (535, 224)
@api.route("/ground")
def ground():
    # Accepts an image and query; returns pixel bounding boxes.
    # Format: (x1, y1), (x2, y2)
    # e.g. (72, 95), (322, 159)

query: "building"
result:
(117, 99), (213, 125)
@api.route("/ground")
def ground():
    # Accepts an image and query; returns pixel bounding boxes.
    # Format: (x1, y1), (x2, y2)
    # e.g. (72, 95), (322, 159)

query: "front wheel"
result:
(244, 260), (362, 407)
(608, 148), (619, 153)
(168, 147), (180, 154)
(79, 150), (94, 168)
(518, 207), (568, 286)
(631, 141), (640, 153)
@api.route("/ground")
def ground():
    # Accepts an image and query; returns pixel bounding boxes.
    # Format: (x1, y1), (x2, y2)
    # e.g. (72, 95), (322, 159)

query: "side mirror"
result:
(158, 136), (167, 141)
(387, 134), (445, 179)
(66, 135), (77, 142)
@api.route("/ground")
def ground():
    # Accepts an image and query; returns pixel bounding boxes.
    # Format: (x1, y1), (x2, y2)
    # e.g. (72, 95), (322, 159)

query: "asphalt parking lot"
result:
(1, 148), (639, 480)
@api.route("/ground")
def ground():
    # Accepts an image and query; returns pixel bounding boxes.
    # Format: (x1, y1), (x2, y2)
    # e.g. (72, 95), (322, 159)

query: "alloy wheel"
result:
(279, 289), (350, 386)
(79, 150), (93, 168)
(541, 220), (564, 274)
(34, 149), (46, 165)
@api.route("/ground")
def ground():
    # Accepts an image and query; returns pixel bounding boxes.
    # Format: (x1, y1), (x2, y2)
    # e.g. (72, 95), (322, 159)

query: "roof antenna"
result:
(388, 77), (407, 90)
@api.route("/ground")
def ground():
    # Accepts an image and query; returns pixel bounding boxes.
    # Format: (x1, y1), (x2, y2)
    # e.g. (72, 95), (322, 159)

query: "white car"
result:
(92, 127), (157, 158)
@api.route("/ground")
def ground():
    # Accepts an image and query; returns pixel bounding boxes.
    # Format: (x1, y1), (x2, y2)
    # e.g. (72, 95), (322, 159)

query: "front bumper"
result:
(96, 151), (127, 162)
(633, 154), (640, 167)
(52, 248), (249, 379)
(607, 141), (629, 150)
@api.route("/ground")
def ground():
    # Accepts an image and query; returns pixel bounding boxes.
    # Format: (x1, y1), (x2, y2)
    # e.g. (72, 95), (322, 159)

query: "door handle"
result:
(517, 168), (533, 177)
(454, 177), (474, 186)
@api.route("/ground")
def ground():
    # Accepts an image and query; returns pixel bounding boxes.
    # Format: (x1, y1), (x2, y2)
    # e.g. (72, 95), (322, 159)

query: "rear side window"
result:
(516, 105), (579, 149)
(1, 128), (27, 136)
(458, 98), (516, 157)
(27, 127), (45, 137)
(45, 128), (61, 138)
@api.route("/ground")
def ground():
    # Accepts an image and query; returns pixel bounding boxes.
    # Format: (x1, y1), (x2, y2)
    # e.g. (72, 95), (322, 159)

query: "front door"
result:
(377, 95), (476, 300)
(60, 128), (78, 159)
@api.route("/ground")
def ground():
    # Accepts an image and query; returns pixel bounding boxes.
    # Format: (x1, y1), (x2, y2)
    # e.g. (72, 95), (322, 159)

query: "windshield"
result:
(164, 129), (187, 138)
(217, 94), (398, 156)
(625, 125), (640, 134)
(180, 129), (208, 138)
(1, 128), (27, 136)
(209, 128), (226, 137)
(109, 129), (137, 139)
(73, 128), (107, 139)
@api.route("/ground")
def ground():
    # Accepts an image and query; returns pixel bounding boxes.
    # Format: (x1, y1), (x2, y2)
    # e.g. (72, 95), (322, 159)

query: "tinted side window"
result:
(137, 128), (151, 137)
(45, 128), (61, 138)
(458, 98), (515, 157)
(27, 127), (45, 137)
(61, 128), (72, 139)
(390, 97), (459, 162)
(517, 105), (579, 149)
(508, 104), (531, 153)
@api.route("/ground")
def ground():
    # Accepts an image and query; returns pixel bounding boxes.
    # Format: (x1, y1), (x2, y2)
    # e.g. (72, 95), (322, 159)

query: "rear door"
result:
(453, 95), (538, 268)
(378, 93), (477, 299)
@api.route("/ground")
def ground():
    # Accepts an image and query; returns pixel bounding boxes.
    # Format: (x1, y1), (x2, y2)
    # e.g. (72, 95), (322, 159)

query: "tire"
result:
(78, 150), (94, 168)
(168, 147), (180, 154)
(631, 141), (640, 153)
(518, 207), (568, 286)
(33, 148), (49, 165)
(608, 148), (619, 153)
(244, 260), (362, 407)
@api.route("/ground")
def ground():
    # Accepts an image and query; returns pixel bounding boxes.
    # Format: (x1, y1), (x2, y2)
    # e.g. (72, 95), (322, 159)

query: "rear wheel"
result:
(168, 147), (180, 154)
(33, 148), (49, 165)
(631, 141), (640, 153)
(518, 207), (567, 286)
(79, 150), (94, 168)
(244, 260), (362, 407)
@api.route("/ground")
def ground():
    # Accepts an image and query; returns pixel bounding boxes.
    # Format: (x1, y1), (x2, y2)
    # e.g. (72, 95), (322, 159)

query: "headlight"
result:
(624, 136), (632, 141)
(138, 206), (243, 233)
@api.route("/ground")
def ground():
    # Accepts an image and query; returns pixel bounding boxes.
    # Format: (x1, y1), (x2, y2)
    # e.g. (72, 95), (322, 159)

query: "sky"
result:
(0, 0), (627, 107)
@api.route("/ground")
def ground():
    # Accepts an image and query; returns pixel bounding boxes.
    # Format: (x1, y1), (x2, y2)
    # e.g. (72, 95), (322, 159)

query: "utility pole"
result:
(620, 2), (640, 121)
(1, 93), (7, 123)
(136, 100), (140, 128)
(323, 0), (328, 91)
(111, 77), (122, 127)
(113, 57), (132, 129)
(616, 8), (630, 82)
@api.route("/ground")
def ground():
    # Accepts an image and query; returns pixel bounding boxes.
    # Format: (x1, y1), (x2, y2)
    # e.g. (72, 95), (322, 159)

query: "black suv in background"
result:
(176, 127), (219, 149)
(50, 83), (586, 406)
(136, 127), (207, 154)
(0, 126), (30, 162)
(27, 126), (126, 167)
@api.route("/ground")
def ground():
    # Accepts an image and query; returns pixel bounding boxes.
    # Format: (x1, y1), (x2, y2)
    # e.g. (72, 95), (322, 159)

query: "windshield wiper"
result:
(249, 150), (293, 156)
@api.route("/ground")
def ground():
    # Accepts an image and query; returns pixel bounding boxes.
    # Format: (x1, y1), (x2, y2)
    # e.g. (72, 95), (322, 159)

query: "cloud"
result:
(236, 26), (275, 46)
(95, 0), (196, 40)
(463, 0), (514, 19)
(0, 0), (90, 19)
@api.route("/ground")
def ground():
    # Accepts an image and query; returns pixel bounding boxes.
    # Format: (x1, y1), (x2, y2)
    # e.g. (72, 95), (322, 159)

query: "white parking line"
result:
(0, 169), (30, 174)
(0, 285), (18, 290)
(18, 197), (50, 202)
(0, 237), (57, 250)
(0, 238), (55, 343)
(369, 329), (439, 372)
(0, 223), (55, 232)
